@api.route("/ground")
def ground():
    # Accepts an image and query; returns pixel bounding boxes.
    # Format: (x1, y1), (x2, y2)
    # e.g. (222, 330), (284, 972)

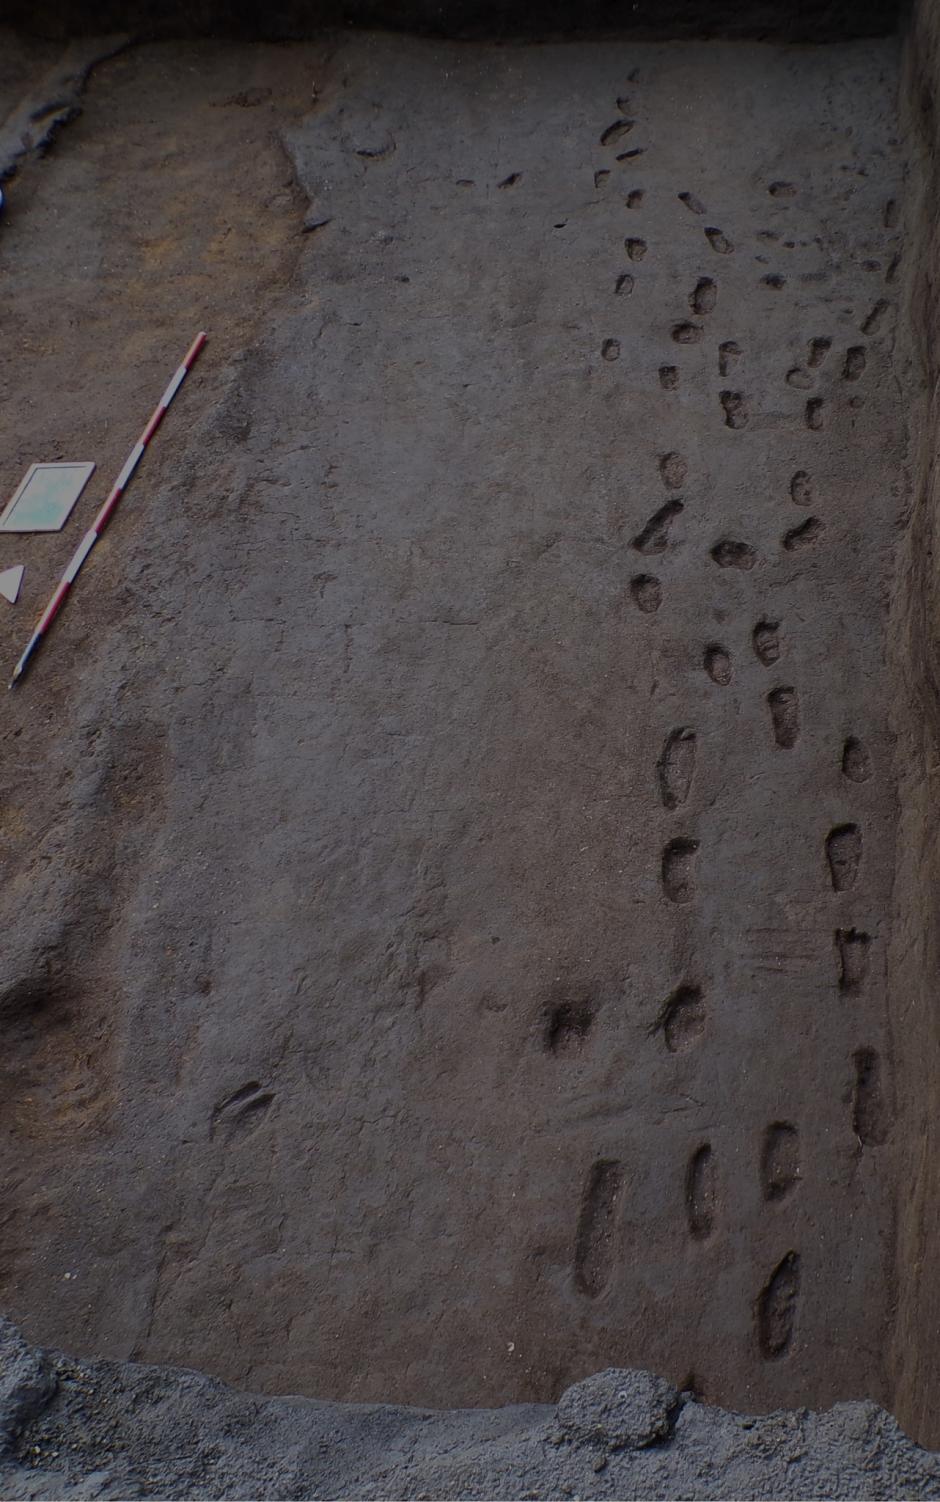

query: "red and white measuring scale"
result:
(10, 331), (207, 686)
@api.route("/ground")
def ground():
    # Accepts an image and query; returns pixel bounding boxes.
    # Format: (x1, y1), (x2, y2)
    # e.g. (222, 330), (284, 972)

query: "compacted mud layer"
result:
(0, 15), (915, 1432)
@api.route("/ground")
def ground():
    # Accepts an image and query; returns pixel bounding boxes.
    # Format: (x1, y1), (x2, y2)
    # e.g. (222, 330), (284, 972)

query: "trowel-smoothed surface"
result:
(0, 30), (908, 1416)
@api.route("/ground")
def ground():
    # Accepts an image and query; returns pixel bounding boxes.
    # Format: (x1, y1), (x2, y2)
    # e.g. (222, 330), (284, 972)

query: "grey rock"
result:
(0, 1319), (56, 1453)
(555, 1369), (679, 1450)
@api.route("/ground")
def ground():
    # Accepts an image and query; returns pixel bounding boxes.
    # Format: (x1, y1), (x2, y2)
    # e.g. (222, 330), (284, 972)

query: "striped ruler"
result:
(10, 331), (207, 686)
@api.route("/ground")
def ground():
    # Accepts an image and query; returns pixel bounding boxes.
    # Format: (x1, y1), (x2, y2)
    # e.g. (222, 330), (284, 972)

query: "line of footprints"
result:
(569, 85), (895, 1367)
(596, 90), (896, 593)
(649, 686), (888, 1359)
(626, 438), (851, 600)
(573, 1136), (806, 1360)
(596, 87), (895, 452)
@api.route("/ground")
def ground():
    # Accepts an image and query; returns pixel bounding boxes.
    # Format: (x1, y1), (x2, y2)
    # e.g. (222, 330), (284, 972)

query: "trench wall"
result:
(887, 0), (940, 1453)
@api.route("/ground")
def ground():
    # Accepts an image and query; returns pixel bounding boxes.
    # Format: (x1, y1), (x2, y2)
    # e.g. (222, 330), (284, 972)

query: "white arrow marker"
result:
(0, 566), (24, 604)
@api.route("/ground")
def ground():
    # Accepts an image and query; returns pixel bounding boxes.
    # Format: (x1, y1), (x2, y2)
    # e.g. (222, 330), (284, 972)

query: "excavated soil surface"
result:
(0, 17), (916, 1429)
